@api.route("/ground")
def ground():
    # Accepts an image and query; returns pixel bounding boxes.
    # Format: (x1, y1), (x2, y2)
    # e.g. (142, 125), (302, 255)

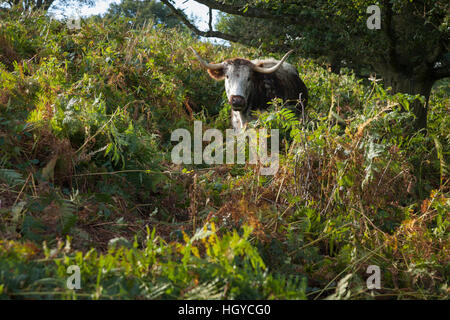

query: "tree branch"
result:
(193, 0), (309, 24)
(208, 7), (212, 31)
(160, 0), (251, 44)
(193, 0), (275, 20)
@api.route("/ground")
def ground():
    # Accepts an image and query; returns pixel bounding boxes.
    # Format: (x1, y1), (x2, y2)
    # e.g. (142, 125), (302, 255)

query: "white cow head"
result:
(190, 47), (293, 110)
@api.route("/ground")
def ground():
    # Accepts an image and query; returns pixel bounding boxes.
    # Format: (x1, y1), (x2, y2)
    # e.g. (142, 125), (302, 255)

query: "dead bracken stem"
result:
(190, 173), (198, 231)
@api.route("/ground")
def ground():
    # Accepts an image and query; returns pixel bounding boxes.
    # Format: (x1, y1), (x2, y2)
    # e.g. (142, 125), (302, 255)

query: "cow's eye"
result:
(226, 75), (229, 79)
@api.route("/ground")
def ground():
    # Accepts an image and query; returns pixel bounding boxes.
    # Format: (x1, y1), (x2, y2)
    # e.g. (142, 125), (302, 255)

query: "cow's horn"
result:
(252, 50), (294, 74)
(189, 47), (224, 70)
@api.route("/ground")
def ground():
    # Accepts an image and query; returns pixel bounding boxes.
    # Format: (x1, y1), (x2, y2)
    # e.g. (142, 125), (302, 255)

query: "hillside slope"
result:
(0, 10), (448, 299)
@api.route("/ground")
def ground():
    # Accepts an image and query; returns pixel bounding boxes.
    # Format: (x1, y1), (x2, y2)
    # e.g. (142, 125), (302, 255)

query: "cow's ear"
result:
(207, 68), (225, 80)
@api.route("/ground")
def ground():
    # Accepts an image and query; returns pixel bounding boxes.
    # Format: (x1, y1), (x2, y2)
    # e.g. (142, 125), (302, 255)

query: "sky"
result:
(49, 0), (216, 31)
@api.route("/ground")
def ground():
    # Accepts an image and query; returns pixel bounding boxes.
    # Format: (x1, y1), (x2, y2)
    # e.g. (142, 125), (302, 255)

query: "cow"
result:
(190, 47), (308, 132)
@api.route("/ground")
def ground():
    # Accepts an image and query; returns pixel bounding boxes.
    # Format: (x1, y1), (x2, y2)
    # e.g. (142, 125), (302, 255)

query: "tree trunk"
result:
(382, 70), (434, 130)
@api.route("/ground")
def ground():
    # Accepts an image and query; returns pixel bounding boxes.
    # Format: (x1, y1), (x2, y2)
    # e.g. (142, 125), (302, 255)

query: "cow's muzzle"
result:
(229, 95), (246, 110)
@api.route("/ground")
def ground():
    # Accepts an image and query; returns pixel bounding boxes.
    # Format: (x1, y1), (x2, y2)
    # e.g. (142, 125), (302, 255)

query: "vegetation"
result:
(0, 8), (448, 299)
(104, 0), (184, 29)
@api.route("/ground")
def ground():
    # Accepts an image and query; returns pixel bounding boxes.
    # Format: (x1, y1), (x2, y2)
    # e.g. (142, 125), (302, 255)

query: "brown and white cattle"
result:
(190, 47), (308, 132)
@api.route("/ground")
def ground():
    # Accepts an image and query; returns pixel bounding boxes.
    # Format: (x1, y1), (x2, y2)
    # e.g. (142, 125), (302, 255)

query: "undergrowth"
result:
(0, 9), (448, 299)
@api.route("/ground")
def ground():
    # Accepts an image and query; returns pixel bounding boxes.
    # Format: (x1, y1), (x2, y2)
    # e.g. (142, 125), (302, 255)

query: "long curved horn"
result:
(252, 50), (294, 74)
(189, 47), (224, 70)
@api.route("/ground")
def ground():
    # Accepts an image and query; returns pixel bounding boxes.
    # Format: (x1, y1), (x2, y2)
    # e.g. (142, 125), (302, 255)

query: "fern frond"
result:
(0, 168), (25, 187)
(184, 278), (224, 300)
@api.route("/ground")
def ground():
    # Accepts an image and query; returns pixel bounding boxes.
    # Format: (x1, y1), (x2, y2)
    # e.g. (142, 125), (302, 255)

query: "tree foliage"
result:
(105, 0), (184, 29)
(0, 0), (94, 12)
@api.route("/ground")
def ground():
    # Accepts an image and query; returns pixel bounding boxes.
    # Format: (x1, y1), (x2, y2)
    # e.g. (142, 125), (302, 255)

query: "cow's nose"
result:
(229, 95), (245, 110)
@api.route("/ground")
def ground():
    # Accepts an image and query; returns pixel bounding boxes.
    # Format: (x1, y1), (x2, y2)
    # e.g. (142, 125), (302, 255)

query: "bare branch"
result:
(161, 0), (251, 44)
(208, 7), (212, 31)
